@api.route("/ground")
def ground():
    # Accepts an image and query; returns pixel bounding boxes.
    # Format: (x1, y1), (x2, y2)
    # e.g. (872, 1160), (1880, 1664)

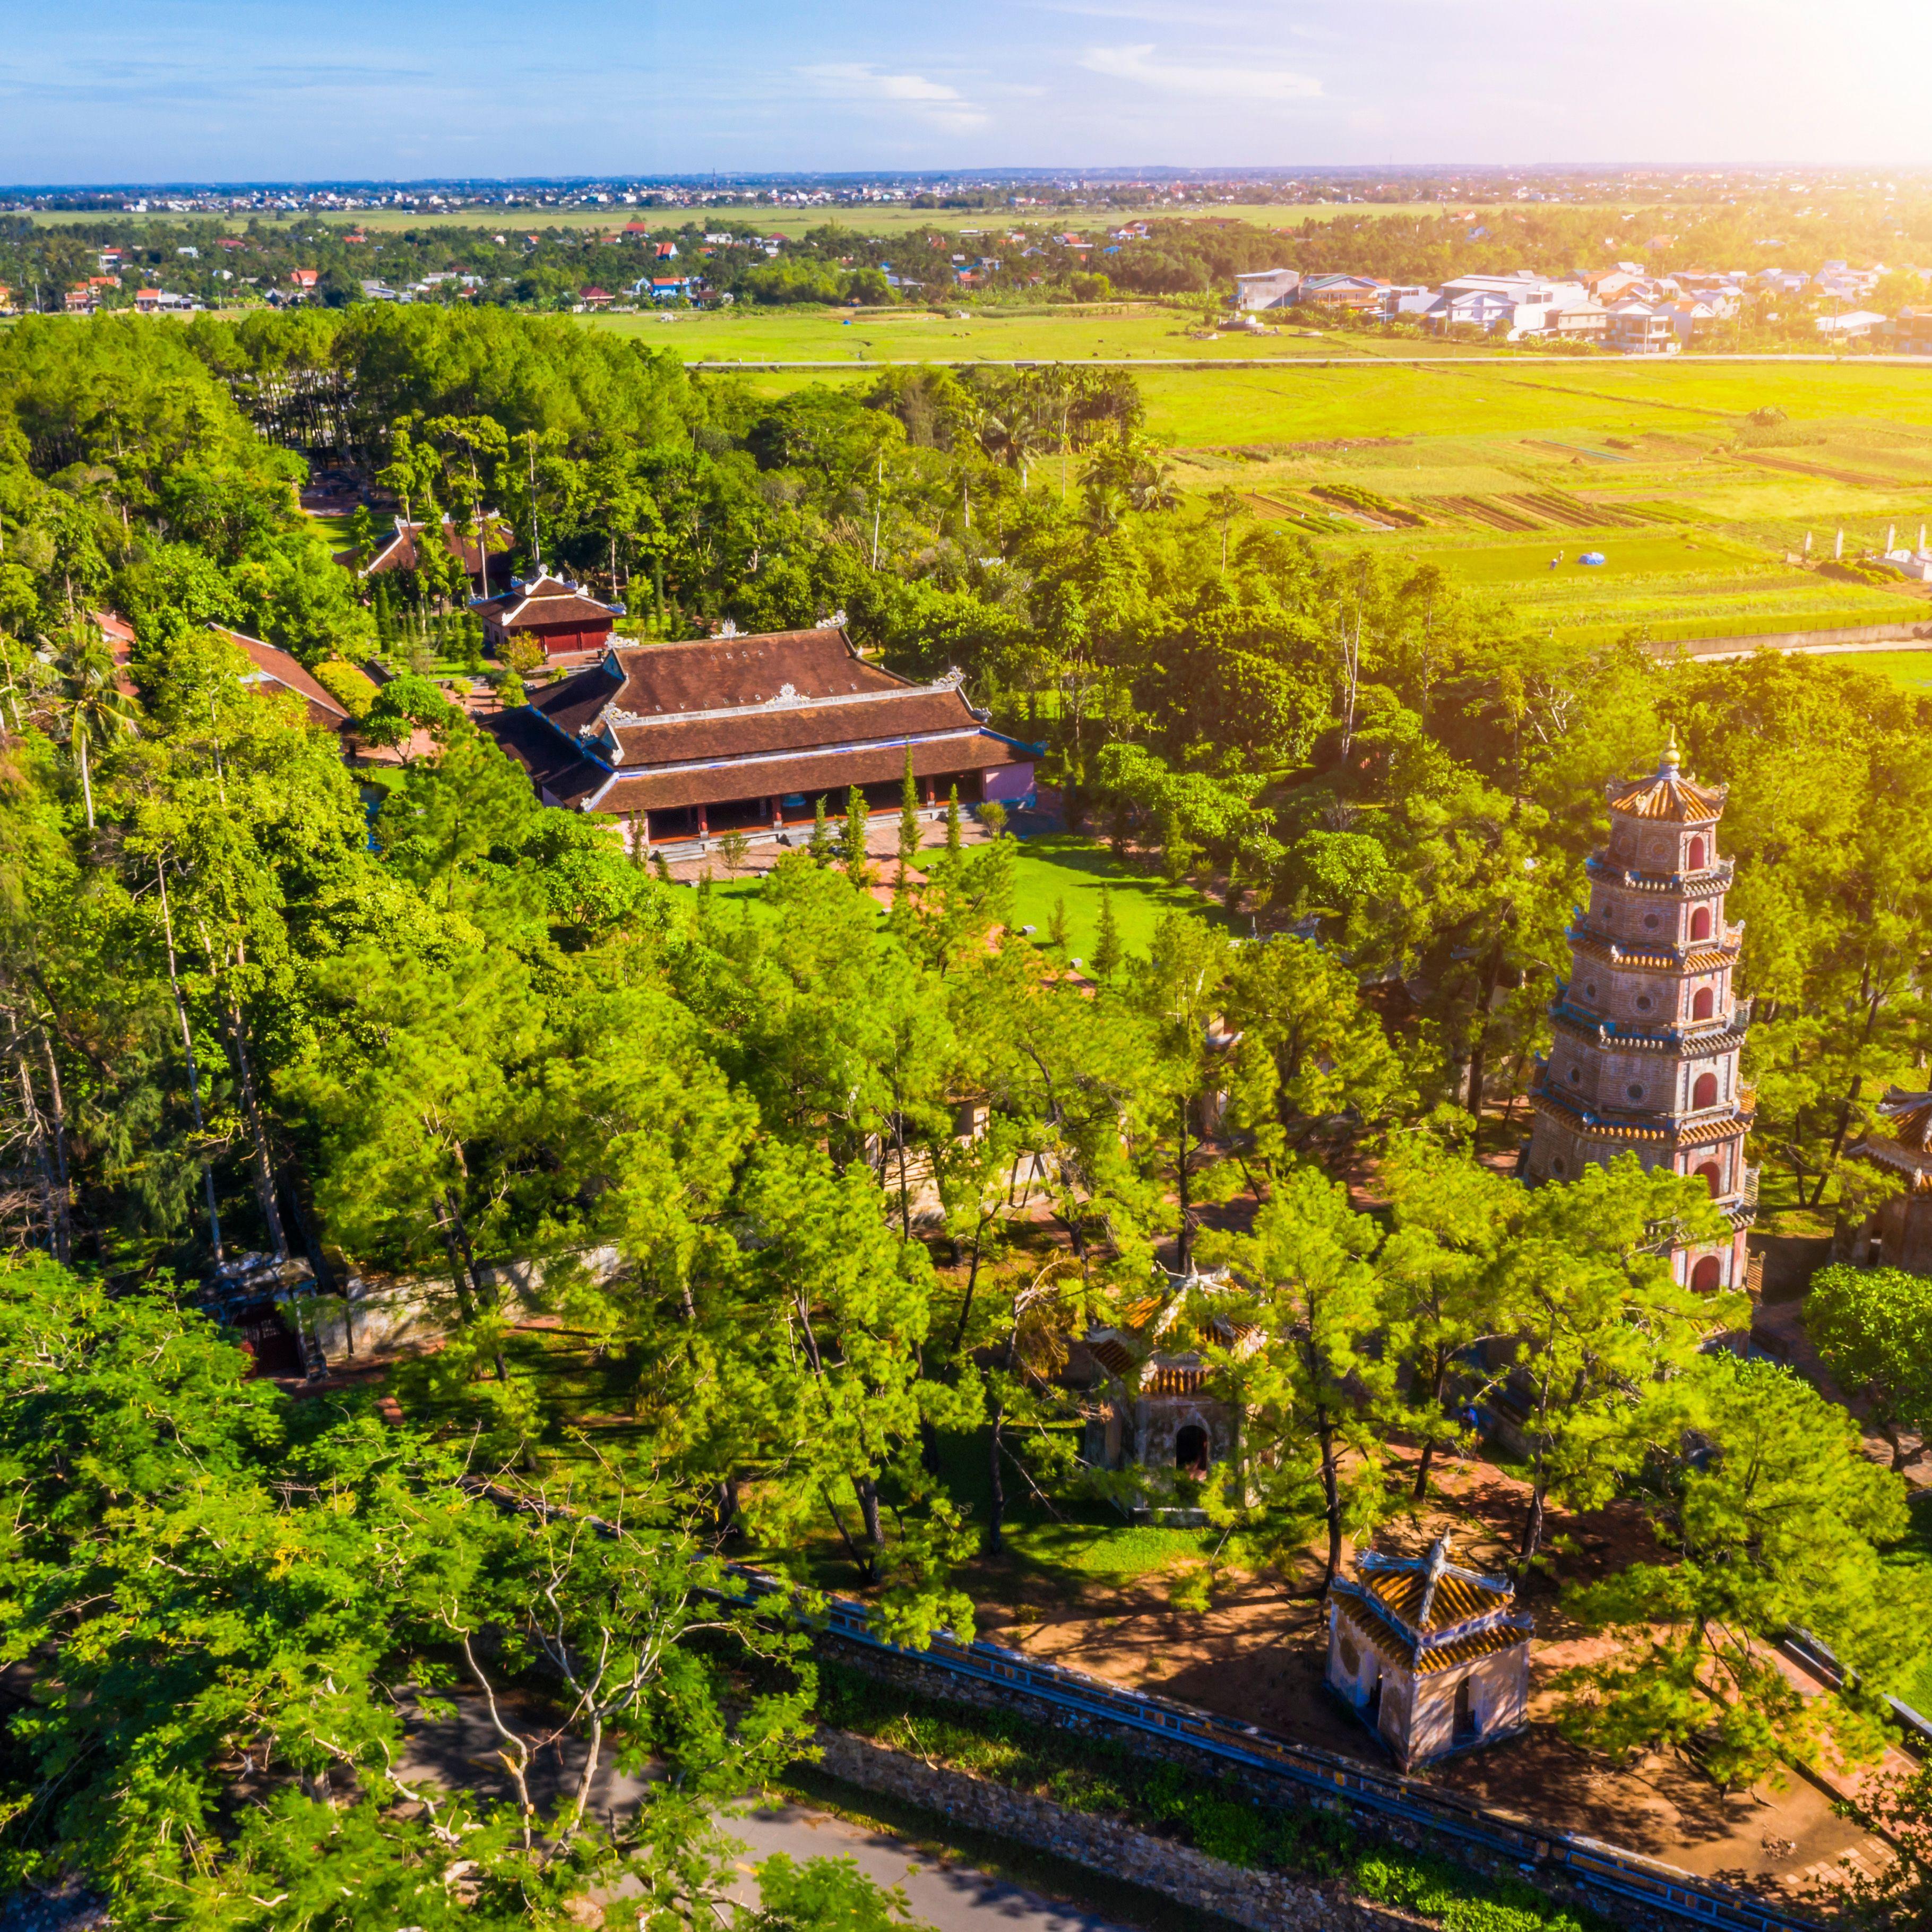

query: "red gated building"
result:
(487, 624), (1038, 847)
(475, 573), (621, 664)
(1523, 739), (1756, 1294)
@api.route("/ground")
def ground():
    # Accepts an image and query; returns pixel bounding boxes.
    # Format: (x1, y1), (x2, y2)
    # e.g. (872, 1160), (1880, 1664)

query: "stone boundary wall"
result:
(1671, 619), (1932, 659)
(815, 1727), (1419, 1932)
(818, 1636), (1707, 1932)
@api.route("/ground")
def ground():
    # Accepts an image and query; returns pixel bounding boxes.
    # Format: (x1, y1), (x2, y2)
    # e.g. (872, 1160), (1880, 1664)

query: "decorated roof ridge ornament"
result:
(1603, 730), (1728, 823)
(1415, 1533), (1453, 1629)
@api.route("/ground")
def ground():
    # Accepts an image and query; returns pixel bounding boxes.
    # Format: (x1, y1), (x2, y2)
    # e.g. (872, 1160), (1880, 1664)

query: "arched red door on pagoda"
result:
(1690, 1255), (1721, 1292)
(1693, 987), (1714, 1020)
(1693, 1072), (1718, 1108)
(1695, 1159), (1723, 1195)
(1689, 907), (1711, 941)
(1688, 836), (1706, 870)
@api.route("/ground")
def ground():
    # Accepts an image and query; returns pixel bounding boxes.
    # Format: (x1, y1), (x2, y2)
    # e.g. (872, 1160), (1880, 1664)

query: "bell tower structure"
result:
(1524, 739), (1756, 1293)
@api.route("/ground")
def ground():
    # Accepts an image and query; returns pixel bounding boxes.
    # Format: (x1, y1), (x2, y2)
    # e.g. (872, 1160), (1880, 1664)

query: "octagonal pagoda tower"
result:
(1524, 738), (1756, 1293)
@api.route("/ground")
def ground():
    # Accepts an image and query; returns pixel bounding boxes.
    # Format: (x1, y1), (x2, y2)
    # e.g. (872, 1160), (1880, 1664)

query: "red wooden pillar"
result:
(769, 796), (783, 829)
(696, 803), (709, 838)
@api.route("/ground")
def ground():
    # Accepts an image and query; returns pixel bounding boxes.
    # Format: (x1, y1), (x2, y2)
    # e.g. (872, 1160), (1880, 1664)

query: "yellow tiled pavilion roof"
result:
(1606, 737), (1727, 823)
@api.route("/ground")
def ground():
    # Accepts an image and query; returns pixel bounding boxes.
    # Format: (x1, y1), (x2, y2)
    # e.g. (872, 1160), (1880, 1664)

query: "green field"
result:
(588, 301), (1469, 367)
(21, 197), (1564, 240)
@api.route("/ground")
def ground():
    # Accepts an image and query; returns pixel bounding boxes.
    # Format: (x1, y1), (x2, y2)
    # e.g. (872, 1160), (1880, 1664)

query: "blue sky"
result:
(1, 0), (1927, 185)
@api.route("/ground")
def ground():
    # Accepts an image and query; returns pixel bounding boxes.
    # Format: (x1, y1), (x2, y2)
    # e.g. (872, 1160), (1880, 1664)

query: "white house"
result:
(1606, 300), (1680, 354)
(1233, 269), (1302, 311)
(1816, 309), (1887, 339)
(1423, 274), (1591, 340)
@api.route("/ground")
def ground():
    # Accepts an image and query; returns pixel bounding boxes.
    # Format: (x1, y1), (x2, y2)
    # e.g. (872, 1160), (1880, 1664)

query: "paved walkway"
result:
(722, 1797), (1153, 1932)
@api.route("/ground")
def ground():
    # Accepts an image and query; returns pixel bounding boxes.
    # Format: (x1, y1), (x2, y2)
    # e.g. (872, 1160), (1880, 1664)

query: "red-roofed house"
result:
(210, 628), (352, 732)
(338, 513), (515, 596)
(579, 286), (614, 308)
(289, 268), (319, 292)
(474, 573), (621, 664)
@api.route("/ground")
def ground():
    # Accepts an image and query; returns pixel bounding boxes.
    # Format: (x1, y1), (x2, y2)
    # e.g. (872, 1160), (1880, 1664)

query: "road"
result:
(721, 1795), (1153, 1932)
(400, 1694), (1155, 1931)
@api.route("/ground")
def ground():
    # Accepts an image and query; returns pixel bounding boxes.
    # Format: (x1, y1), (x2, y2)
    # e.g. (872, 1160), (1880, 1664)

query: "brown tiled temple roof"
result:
(212, 628), (350, 730)
(589, 732), (1031, 815)
(1335, 1593), (1531, 1676)
(476, 575), (619, 632)
(1853, 1086), (1932, 1193)
(343, 515), (512, 579)
(607, 689), (971, 769)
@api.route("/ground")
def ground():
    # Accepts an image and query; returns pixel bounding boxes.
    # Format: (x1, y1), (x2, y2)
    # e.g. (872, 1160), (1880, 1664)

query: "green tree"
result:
(1808, 1263), (1932, 1473)
(1090, 889), (1123, 978)
(1557, 1354), (1929, 1790)
(897, 744), (922, 888)
(945, 783), (962, 855)
(1203, 1166), (1392, 1588)
(809, 794), (832, 864)
(841, 783), (872, 883)
(53, 628), (138, 830)
(1493, 1157), (1740, 1566)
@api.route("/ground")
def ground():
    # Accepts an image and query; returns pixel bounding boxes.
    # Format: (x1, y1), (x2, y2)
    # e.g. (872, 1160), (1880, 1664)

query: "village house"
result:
(1325, 1537), (1532, 1770)
(486, 622), (1039, 849)
(1605, 300), (1680, 353)
(1891, 308), (1932, 354)
(1295, 273), (1386, 312)
(1233, 268), (1302, 311)
(1816, 309), (1887, 339)
(474, 573), (622, 665)
(335, 513), (515, 597)
(1424, 274), (1591, 340)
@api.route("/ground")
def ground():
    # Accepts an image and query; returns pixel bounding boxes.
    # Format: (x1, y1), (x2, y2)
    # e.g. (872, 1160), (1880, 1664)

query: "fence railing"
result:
(726, 1567), (1828, 1932)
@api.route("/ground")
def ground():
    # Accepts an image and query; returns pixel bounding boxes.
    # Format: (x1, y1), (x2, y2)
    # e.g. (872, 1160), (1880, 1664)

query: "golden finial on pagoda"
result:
(1661, 729), (1681, 775)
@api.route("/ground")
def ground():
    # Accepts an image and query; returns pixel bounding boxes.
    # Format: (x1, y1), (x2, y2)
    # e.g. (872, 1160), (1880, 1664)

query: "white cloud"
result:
(798, 62), (988, 131)
(1080, 41), (1323, 99)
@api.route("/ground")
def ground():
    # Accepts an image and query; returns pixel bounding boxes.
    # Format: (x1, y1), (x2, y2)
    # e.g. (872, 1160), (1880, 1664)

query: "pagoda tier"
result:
(1524, 740), (1757, 1295)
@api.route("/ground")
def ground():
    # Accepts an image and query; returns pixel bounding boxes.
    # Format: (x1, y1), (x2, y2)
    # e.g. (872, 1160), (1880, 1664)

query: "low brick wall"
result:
(818, 1637), (1702, 1932)
(815, 1727), (1418, 1932)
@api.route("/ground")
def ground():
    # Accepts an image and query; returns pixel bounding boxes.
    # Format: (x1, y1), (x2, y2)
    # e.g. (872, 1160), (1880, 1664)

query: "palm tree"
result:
(54, 634), (137, 830)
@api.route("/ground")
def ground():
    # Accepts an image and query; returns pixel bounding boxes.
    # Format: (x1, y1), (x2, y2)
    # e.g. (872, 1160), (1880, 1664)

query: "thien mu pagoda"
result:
(1523, 738), (1757, 1292)
(488, 623), (1039, 847)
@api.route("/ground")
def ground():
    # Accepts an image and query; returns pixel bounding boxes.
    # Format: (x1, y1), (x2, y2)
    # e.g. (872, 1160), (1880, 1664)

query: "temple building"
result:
(335, 513), (514, 596)
(475, 574), (623, 665)
(1073, 1265), (1261, 1487)
(1852, 1089), (1932, 1271)
(487, 623), (1038, 845)
(1522, 739), (1757, 1293)
(1325, 1537), (1532, 1769)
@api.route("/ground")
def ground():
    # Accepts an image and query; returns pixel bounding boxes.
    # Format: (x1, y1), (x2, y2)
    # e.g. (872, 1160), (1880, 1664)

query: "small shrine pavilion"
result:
(1073, 1264), (1261, 1483)
(1326, 1537), (1532, 1769)
(1523, 737), (1757, 1293)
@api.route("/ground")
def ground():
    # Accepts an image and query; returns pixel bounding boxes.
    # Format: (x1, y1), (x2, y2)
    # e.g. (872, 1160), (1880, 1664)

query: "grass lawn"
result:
(1849, 648), (1932, 691)
(592, 302), (1362, 367)
(1004, 833), (1235, 964)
